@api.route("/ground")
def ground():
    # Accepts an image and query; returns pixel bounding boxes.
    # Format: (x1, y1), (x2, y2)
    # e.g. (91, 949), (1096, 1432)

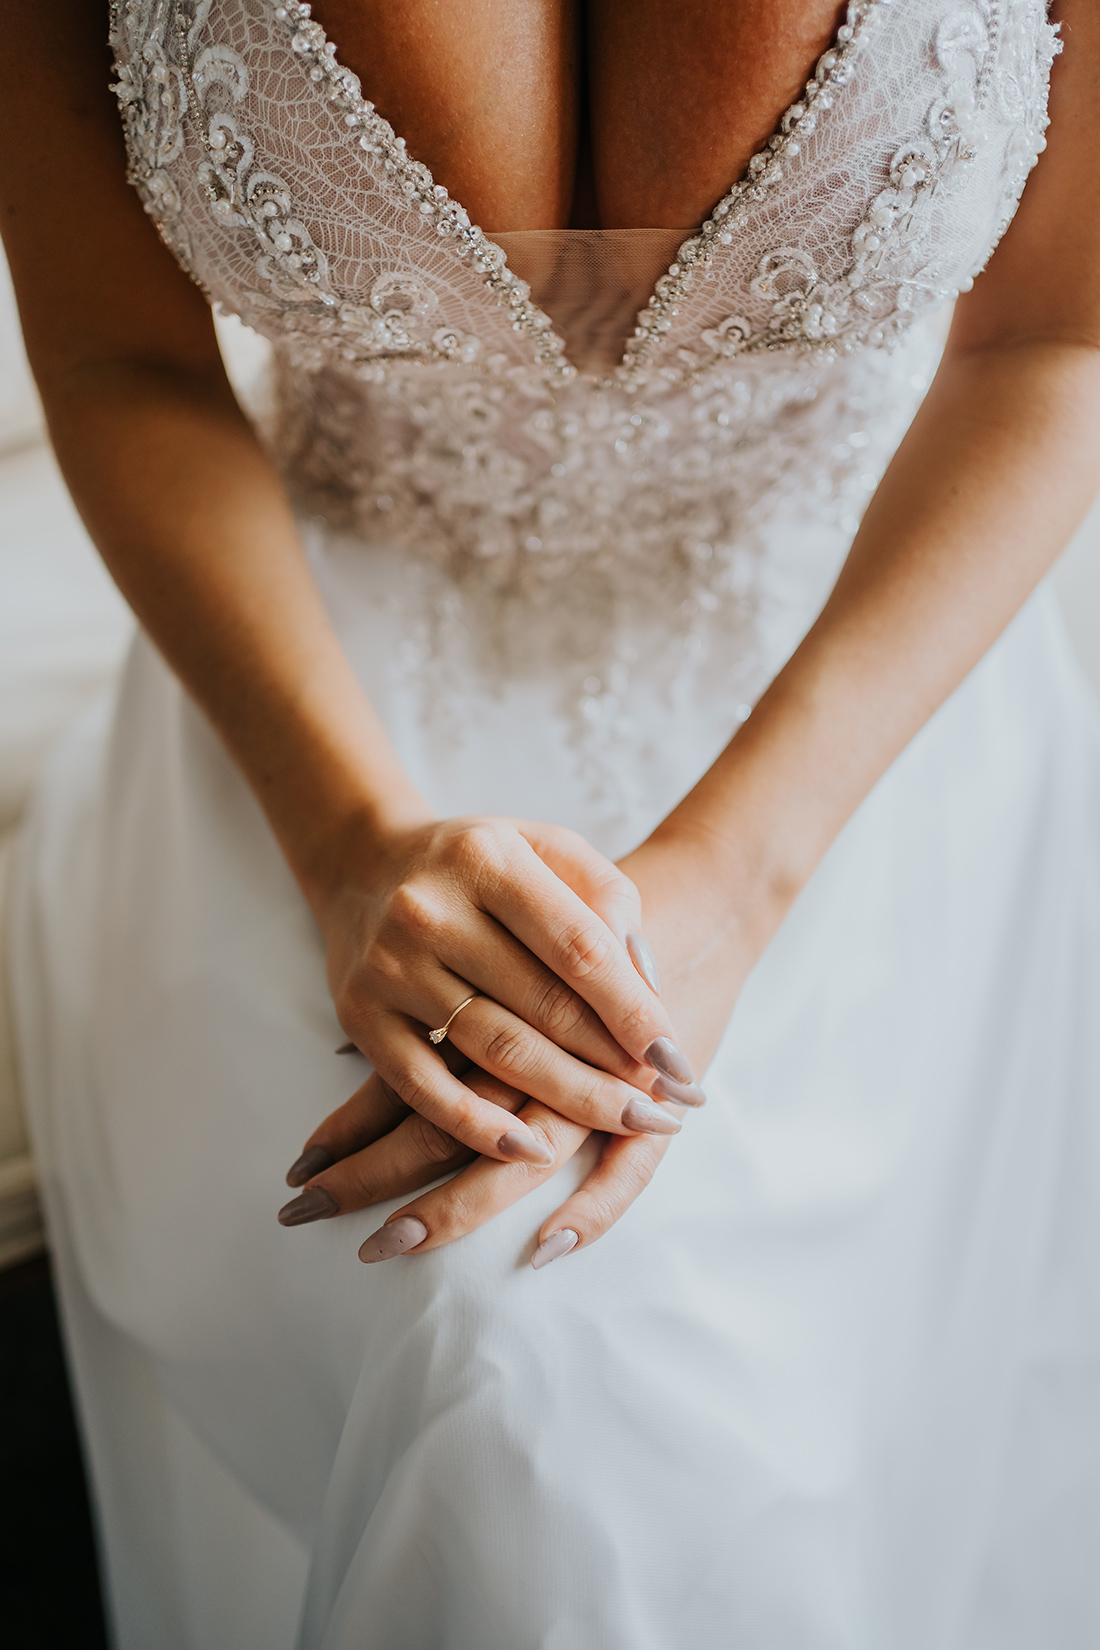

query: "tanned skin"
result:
(1, 4), (1098, 1257)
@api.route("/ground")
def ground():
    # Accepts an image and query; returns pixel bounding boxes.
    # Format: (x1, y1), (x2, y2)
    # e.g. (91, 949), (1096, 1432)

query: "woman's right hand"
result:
(313, 815), (698, 1166)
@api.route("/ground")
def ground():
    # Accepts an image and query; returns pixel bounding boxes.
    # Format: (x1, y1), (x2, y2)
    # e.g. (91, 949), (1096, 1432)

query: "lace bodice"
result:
(112, 0), (1056, 383)
(108, 0), (1059, 816)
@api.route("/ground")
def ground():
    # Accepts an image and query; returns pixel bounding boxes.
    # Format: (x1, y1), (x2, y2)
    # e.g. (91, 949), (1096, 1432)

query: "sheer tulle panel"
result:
(492, 230), (692, 375)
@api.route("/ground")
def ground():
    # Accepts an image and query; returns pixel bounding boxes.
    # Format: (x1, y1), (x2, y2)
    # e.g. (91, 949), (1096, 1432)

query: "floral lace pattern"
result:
(111, 0), (1058, 389)
(113, 0), (335, 306)
(624, 0), (891, 377)
(111, 0), (573, 378)
(276, 329), (942, 824)
(680, 0), (1060, 369)
(108, 0), (1059, 815)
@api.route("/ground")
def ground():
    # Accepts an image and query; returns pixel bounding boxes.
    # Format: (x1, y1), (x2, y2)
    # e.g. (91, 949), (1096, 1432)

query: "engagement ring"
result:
(428, 995), (478, 1045)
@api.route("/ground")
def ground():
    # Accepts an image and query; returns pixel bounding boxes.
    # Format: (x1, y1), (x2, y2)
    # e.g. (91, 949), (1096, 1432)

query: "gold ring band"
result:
(428, 994), (478, 1046)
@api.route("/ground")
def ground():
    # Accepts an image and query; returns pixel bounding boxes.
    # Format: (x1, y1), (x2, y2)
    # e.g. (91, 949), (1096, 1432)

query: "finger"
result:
(442, 993), (683, 1139)
(372, 958), (680, 1130)
(289, 1019), (490, 1184)
(280, 1116), (474, 1224)
(286, 1072), (408, 1186)
(468, 829), (692, 1081)
(440, 909), (652, 1086)
(624, 932), (662, 999)
(531, 1128), (676, 1269)
(355, 1101), (593, 1261)
(513, 821), (663, 1002)
(364, 1016), (557, 1166)
(511, 820), (642, 943)
(356, 1088), (689, 1262)
(278, 1070), (528, 1223)
(334, 1036), (474, 1080)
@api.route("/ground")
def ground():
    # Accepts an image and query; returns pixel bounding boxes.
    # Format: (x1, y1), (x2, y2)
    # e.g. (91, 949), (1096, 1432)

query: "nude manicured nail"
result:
(645, 1037), (694, 1085)
(621, 1095), (682, 1135)
(286, 1145), (335, 1187)
(626, 932), (661, 996)
(653, 1074), (707, 1108)
(358, 1215), (428, 1264)
(531, 1229), (579, 1270)
(497, 1130), (555, 1167)
(278, 1186), (338, 1226)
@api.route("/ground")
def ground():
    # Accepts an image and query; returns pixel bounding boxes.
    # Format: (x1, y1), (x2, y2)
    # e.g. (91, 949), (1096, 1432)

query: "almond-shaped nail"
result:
(286, 1145), (335, 1187)
(645, 1037), (694, 1085)
(531, 1229), (579, 1270)
(621, 1095), (682, 1135)
(497, 1130), (555, 1167)
(652, 1074), (707, 1108)
(278, 1186), (338, 1226)
(358, 1215), (428, 1264)
(625, 932), (660, 996)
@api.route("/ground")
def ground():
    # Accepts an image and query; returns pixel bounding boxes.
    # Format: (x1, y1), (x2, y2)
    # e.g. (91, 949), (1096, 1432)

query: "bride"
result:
(4, 0), (1099, 1644)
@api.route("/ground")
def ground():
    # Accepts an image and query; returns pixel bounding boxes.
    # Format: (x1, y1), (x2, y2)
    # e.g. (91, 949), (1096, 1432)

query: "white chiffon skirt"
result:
(11, 561), (1100, 1649)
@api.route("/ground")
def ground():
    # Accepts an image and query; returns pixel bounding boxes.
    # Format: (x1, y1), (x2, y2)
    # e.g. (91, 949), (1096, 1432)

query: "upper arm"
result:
(951, 0), (1100, 353)
(0, 0), (223, 386)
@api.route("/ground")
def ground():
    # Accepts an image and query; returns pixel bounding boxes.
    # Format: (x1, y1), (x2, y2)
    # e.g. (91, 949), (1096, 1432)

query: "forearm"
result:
(660, 336), (1100, 939)
(40, 357), (432, 905)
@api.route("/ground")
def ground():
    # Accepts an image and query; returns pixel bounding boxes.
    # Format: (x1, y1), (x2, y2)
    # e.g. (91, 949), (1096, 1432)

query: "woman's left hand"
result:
(279, 823), (769, 1266)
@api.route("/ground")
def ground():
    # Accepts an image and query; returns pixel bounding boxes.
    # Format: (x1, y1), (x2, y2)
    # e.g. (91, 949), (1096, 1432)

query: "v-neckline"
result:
(272, 0), (885, 381)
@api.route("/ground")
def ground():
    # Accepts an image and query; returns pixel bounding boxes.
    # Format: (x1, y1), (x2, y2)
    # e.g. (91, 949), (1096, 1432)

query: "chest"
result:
(110, 0), (1059, 387)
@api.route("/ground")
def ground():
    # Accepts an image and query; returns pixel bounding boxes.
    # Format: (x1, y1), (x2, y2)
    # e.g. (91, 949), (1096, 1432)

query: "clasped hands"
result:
(278, 814), (742, 1269)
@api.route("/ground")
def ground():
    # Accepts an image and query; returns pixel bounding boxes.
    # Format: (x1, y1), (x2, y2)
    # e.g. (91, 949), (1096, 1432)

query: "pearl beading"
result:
(271, 1), (575, 382)
(111, 0), (1058, 394)
(620, 0), (892, 381)
(266, 0), (886, 387)
(106, 0), (1062, 814)
(683, 0), (1059, 369)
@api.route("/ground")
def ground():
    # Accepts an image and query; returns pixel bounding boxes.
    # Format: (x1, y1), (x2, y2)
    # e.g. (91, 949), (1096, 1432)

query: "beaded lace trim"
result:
(270, 2), (573, 380)
(106, 0), (1062, 823)
(264, 0), (885, 385)
(111, 0), (899, 385)
(680, 0), (1060, 368)
(110, 0), (1058, 391)
(621, 0), (890, 379)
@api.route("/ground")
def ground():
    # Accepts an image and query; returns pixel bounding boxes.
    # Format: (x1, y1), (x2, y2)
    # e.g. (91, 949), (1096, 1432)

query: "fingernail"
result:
(286, 1145), (335, 1187)
(278, 1186), (338, 1226)
(497, 1130), (555, 1167)
(621, 1095), (682, 1135)
(625, 932), (660, 996)
(645, 1037), (694, 1085)
(335, 1041), (359, 1055)
(358, 1215), (428, 1263)
(653, 1074), (707, 1108)
(531, 1228), (579, 1270)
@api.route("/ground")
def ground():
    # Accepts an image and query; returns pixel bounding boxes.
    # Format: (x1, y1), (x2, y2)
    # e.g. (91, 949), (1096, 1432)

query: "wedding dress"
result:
(12, 1), (1100, 1646)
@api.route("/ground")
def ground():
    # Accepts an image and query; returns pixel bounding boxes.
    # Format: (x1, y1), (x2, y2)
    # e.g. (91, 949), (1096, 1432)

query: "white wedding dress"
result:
(12, 1), (1100, 1646)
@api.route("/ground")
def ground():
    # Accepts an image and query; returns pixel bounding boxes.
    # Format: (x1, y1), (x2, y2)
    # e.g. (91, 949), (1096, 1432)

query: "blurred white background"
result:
(1, 250), (1099, 1265)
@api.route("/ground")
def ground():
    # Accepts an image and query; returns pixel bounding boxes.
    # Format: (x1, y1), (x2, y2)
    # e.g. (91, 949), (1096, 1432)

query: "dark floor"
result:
(0, 1254), (110, 1649)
